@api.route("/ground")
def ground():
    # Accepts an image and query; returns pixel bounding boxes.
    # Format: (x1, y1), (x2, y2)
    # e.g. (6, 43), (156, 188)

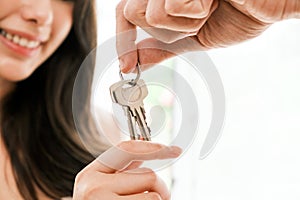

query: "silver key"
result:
(124, 106), (139, 140)
(110, 79), (151, 141)
(122, 80), (151, 141)
(110, 80), (137, 140)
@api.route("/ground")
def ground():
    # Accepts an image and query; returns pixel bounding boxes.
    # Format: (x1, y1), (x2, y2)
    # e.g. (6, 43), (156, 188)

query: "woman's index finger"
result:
(87, 141), (182, 174)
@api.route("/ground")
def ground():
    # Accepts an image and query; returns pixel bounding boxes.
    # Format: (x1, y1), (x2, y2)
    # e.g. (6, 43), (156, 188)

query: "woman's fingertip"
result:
(170, 146), (182, 157)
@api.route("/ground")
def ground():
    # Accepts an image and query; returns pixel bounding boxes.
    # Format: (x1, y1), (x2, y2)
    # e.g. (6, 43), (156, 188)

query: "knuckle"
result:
(195, 1), (212, 17)
(117, 140), (134, 152)
(116, 0), (126, 14)
(165, 5), (175, 14)
(191, 20), (203, 31)
(165, 1), (181, 15)
(123, 1), (140, 22)
(146, 12), (162, 27)
(165, 0), (209, 18)
(145, 142), (164, 150)
(74, 174), (107, 199)
(197, 7), (210, 18)
(123, 7), (133, 21)
(145, 16), (157, 27)
(84, 186), (104, 199)
(116, 0), (137, 22)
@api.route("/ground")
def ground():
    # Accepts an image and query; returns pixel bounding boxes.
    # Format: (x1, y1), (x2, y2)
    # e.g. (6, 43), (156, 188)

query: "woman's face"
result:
(0, 0), (74, 82)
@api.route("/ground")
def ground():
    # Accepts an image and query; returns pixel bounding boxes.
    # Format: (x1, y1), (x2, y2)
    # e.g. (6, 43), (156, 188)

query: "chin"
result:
(0, 67), (36, 82)
(0, 54), (42, 83)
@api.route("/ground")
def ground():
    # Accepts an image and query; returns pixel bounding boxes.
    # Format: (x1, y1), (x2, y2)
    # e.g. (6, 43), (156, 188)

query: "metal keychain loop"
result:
(119, 63), (141, 85)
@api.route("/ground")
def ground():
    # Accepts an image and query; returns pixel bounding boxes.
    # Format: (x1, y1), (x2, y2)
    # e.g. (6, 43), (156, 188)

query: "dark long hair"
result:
(0, 0), (108, 199)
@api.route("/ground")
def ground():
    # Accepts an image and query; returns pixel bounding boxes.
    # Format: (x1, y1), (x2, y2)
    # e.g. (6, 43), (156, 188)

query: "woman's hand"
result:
(73, 141), (182, 200)
(116, 0), (300, 73)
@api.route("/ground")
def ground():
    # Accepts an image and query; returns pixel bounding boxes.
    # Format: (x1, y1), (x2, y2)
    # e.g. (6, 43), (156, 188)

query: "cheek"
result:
(40, 4), (73, 63)
(0, 1), (18, 18)
(0, 2), (74, 82)
(52, 4), (74, 48)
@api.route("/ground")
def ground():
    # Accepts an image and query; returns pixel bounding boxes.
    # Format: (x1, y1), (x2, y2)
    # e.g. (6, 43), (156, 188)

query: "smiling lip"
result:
(0, 28), (43, 57)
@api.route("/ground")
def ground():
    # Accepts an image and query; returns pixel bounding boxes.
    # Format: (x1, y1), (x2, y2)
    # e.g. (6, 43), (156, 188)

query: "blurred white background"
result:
(96, 1), (300, 199)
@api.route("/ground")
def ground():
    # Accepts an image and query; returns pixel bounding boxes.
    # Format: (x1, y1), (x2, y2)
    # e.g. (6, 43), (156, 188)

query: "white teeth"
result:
(27, 41), (39, 48)
(0, 29), (40, 49)
(13, 35), (20, 43)
(19, 38), (28, 47)
(6, 33), (13, 40)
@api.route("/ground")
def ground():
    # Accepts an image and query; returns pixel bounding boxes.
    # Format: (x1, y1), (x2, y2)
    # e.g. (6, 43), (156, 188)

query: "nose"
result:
(21, 0), (53, 26)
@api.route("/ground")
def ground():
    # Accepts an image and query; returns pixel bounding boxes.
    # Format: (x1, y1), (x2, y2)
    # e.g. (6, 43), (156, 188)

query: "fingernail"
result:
(120, 62), (133, 74)
(119, 60), (125, 71)
(121, 65), (135, 74)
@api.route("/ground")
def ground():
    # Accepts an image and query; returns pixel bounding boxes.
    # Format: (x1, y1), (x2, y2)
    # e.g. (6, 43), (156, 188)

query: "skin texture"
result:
(0, 0), (183, 199)
(116, 0), (300, 73)
(0, 0), (73, 199)
(73, 141), (182, 200)
(0, 0), (73, 92)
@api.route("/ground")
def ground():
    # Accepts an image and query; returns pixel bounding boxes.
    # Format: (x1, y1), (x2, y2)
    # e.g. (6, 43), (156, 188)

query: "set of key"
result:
(109, 66), (151, 141)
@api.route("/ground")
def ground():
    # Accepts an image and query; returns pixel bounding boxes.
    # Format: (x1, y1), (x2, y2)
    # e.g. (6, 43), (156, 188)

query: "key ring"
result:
(119, 63), (141, 85)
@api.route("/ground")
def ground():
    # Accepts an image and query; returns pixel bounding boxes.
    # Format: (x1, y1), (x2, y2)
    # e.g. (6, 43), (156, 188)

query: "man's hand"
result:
(116, 0), (300, 73)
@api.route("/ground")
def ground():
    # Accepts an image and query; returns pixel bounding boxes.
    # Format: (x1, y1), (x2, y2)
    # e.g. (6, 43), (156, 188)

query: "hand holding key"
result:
(73, 141), (182, 200)
(74, 67), (181, 200)
(116, 0), (300, 73)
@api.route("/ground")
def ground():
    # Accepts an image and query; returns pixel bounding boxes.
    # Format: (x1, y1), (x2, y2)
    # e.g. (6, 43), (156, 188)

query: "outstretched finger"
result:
(87, 141), (182, 173)
(119, 192), (167, 200)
